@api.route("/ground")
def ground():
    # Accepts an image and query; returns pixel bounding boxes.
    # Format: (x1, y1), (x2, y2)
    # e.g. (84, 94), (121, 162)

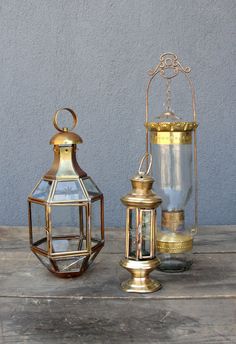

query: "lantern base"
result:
(120, 258), (161, 293)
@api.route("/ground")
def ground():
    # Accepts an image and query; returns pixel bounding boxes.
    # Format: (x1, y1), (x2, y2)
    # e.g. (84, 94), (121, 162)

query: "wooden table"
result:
(0, 226), (236, 343)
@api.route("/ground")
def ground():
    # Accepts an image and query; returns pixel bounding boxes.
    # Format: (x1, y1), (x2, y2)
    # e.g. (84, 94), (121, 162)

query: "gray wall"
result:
(0, 0), (235, 227)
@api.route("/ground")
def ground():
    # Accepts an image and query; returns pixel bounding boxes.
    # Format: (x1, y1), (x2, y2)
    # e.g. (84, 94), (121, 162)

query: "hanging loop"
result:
(53, 108), (78, 133)
(145, 52), (197, 129)
(138, 153), (152, 176)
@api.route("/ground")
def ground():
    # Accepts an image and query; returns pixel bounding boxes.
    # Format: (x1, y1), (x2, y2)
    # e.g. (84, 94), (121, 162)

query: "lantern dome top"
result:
(50, 131), (83, 145)
(50, 108), (83, 145)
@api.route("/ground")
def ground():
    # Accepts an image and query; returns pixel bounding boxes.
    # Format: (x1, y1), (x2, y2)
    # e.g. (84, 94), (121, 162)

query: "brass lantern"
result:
(145, 53), (198, 272)
(28, 108), (104, 277)
(120, 154), (162, 293)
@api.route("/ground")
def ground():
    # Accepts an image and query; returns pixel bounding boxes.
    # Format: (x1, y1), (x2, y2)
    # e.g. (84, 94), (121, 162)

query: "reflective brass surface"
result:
(151, 131), (192, 145)
(50, 132), (83, 145)
(120, 154), (162, 292)
(44, 145), (87, 180)
(121, 174), (162, 209)
(146, 121), (198, 132)
(120, 258), (161, 293)
(157, 233), (193, 254)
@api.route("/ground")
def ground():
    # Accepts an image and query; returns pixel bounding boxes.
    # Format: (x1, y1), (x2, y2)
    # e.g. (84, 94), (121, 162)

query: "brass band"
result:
(151, 131), (192, 145)
(157, 233), (193, 254)
(145, 121), (198, 132)
(161, 210), (184, 232)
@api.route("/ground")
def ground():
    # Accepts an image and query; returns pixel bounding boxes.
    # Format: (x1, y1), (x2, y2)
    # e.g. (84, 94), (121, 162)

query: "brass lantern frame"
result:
(145, 52), (198, 233)
(120, 154), (162, 293)
(28, 108), (104, 278)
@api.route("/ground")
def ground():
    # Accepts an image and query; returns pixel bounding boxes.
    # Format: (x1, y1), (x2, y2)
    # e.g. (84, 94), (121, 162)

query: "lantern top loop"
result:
(138, 153), (152, 176)
(53, 108), (78, 132)
(50, 108), (83, 145)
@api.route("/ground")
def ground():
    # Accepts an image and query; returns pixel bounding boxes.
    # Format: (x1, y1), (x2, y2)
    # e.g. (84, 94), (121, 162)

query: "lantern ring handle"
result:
(53, 108), (78, 132)
(138, 153), (152, 176)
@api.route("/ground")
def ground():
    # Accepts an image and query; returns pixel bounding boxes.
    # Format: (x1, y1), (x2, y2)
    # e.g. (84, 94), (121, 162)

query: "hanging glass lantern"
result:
(145, 53), (199, 272)
(120, 154), (162, 293)
(28, 108), (104, 277)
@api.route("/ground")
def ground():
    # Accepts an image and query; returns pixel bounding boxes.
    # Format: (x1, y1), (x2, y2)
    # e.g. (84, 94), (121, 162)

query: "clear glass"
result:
(150, 120), (193, 271)
(32, 180), (52, 200)
(30, 202), (47, 251)
(54, 256), (87, 273)
(128, 209), (152, 259)
(91, 199), (103, 247)
(50, 205), (87, 253)
(53, 181), (87, 202)
(153, 143), (192, 211)
(34, 252), (52, 269)
(82, 177), (101, 198)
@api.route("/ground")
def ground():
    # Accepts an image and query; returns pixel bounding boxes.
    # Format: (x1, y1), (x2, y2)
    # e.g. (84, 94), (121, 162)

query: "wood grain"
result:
(0, 297), (235, 344)
(0, 226), (236, 343)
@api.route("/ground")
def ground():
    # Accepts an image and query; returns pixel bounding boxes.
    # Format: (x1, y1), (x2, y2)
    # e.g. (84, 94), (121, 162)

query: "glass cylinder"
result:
(149, 120), (197, 272)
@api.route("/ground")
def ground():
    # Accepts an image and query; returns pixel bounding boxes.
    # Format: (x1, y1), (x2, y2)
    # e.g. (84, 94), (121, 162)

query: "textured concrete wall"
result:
(0, 0), (235, 226)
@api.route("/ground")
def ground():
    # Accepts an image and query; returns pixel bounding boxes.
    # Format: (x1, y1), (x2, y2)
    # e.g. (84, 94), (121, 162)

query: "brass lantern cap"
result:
(50, 131), (83, 145)
(145, 120), (198, 132)
(50, 108), (83, 145)
(121, 174), (162, 209)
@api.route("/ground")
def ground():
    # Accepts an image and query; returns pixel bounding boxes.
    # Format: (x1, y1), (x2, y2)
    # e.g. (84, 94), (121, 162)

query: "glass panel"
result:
(91, 199), (102, 247)
(128, 209), (136, 258)
(32, 180), (52, 200)
(30, 203), (47, 250)
(82, 177), (101, 198)
(53, 181), (87, 202)
(51, 206), (87, 253)
(54, 256), (87, 273)
(152, 143), (192, 211)
(141, 210), (152, 257)
(34, 252), (52, 270)
(128, 209), (152, 259)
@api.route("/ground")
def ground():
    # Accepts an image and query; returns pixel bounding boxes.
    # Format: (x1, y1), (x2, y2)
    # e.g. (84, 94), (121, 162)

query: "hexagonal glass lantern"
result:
(28, 108), (104, 277)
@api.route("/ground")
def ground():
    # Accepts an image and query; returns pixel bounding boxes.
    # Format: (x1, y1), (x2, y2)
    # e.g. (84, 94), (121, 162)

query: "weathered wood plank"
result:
(0, 297), (235, 344)
(0, 225), (236, 253)
(0, 250), (235, 299)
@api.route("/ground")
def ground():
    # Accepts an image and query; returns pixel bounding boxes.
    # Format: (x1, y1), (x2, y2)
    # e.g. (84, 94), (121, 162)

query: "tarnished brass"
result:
(157, 233), (193, 254)
(28, 108), (104, 278)
(120, 258), (161, 293)
(161, 211), (184, 232)
(53, 108), (78, 132)
(150, 131), (192, 145)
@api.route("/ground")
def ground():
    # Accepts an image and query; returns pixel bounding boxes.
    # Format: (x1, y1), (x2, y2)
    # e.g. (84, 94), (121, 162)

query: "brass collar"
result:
(121, 174), (161, 209)
(145, 121), (198, 132)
